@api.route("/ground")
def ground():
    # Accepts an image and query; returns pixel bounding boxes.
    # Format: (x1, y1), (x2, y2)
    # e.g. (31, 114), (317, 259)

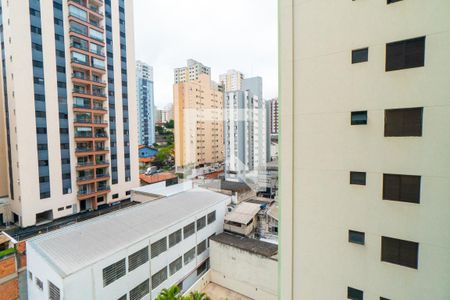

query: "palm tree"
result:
(155, 285), (183, 300)
(188, 291), (211, 300)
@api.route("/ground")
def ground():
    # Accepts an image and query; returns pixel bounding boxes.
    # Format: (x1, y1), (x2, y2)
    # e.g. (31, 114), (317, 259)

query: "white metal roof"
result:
(224, 202), (261, 225)
(27, 188), (229, 278)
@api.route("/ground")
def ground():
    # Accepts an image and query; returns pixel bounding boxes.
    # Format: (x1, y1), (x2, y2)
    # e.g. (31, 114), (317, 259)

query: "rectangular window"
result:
(381, 236), (419, 269)
(196, 216), (206, 231)
(207, 211), (216, 224)
(129, 280), (149, 300)
(48, 281), (61, 300)
(351, 111), (367, 125)
(102, 258), (126, 287)
(386, 37), (425, 71)
(197, 240), (207, 255)
(184, 247), (196, 265)
(352, 48), (368, 64)
(36, 278), (43, 290)
(350, 172), (366, 185)
(169, 229), (182, 248)
(384, 107), (423, 137)
(128, 246), (149, 272)
(151, 237), (167, 258)
(348, 287), (364, 300)
(387, 0), (402, 4)
(349, 230), (365, 245)
(169, 256), (183, 276)
(151, 267), (167, 290)
(68, 5), (87, 21)
(183, 222), (196, 239)
(383, 174), (421, 203)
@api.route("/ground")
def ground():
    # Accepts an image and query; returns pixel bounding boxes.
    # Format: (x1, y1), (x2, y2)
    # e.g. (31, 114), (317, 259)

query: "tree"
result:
(165, 119), (174, 129)
(155, 285), (183, 300)
(188, 291), (211, 300)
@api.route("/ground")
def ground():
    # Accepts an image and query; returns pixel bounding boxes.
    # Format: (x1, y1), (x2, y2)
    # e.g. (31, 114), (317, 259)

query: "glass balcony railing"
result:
(97, 185), (111, 192)
(75, 147), (93, 152)
(75, 132), (93, 138)
(77, 174), (94, 181)
(96, 173), (110, 179)
(77, 161), (94, 167)
(75, 118), (92, 124)
(95, 132), (108, 138)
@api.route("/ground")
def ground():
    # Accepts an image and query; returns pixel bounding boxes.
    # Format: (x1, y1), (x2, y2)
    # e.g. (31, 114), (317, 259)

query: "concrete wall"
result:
(209, 240), (277, 300)
(279, 0), (450, 299)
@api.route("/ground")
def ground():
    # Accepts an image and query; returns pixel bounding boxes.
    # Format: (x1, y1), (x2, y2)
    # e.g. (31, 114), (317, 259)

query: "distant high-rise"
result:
(173, 60), (224, 168)
(0, 0), (139, 227)
(136, 61), (155, 146)
(224, 77), (268, 180)
(174, 59), (211, 84)
(279, 0), (450, 299)
(219, 69), (244, 92)
(268, 98), (279, 135)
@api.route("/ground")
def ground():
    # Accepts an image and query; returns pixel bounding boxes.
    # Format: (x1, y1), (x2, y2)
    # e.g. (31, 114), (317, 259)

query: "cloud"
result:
(134, 0), (278, 108)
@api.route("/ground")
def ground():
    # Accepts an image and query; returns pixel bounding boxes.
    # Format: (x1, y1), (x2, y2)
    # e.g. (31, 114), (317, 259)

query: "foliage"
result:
(155, 285), (211, 300)
(187, 291), (211, 300)
(0, 247), (15, 259)
(164, 119), (174, 129)
(152, 144), (174, 167)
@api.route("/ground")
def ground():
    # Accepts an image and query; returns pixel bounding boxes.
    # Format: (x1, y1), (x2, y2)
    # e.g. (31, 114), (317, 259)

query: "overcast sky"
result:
(134, 0), (278, 109)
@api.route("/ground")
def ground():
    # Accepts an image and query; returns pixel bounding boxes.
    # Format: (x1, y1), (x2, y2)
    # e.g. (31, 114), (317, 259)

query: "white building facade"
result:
(27, 187), (230, 300)
(174, 59), (210, 84)
(224, 77), (268, 181)
(219, 69), (244, 92)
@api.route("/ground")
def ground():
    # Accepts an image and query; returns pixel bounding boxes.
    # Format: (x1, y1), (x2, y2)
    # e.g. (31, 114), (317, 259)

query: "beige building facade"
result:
(174, 65), (224, 168)
(279, 0), (450, 299)
(219, 69), (244, 92)
(0, 0), (139, 227)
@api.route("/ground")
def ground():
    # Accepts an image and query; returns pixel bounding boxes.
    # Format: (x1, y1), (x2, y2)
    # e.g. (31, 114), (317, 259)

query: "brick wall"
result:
(0, 256), (16, 278)
(0, 279), (19, 300)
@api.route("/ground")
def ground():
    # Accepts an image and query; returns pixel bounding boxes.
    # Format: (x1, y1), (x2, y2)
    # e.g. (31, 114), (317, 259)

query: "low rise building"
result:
(26, 188), (230, 300)
(224, 202), (261, 236)
(200, 180), (255, 204)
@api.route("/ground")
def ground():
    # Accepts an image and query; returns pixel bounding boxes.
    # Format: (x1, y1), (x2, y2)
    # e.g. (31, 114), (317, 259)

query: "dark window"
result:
(207, 211), (216, 224)
(129, 280), (149, 300)
(387, 0), (402, 4)
(383, 174), (421, 203)
(128, 246), (148, 272)
(196, 216), (206, 231)
(381, 236), (419, 269)
(183, 222), (196, 239)
(352, 48), (368, 64)
(348, 287), (364, 300)
(112, 193), (118, 199)
(380, 298), (391, 300)
(385, 107), (423, 137)
(169, 229), (182, 248)
(386, 37), (425, 71)
(351, 111), (367, 125)
(151, 237), (167, 258)
(102, 259), (126, 287)
(349, 230), (365, 245)
(350, 172), (366, 185)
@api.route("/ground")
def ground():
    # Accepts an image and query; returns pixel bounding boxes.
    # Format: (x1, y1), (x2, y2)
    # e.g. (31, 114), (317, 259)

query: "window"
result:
(348, 287), (364, 300)
(196, 259), (209, 276)
(112, 194), (119, 199)
(129, 280), (149, 300)
(48, 281), (61, 300)
(196, 216), (206, 231)
(387, 0), (402, 4)
(383, 174), (421, 203)
(384, 107), (423, 137)
(197, 240), (207, 255)
(102, 258), (126, 287)
(69, 5), (87, 21)
(128, 246), (149, 272)
(169, 229), (182, 248)
(151, 237), (167, 258)
(351, 111), (367, 125)
(207, 211), (216, 224)
(184, 247), (196, 265)
(386, 37), (425, 71)
(381, 236), (419, 269)
(350, 172), (366, 185)
(28, 271), (33, 281)
(352, 48), (368, 64)
(169, 256), (183, 276)
(36, 277), (43, 290)
(117, 295), (127, 300)
(151, 267), (167, 290)
(349, 230), (365, 245)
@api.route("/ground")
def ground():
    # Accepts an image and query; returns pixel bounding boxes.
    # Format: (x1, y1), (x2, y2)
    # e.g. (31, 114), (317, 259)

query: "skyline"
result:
(134, 0), (278, 108)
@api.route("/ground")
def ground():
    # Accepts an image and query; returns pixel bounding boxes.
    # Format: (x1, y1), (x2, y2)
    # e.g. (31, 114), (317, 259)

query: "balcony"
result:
(74, 118), (92, 124)
(77, 174), (94, 182)
(75, 132), (93, 138)
(96, 173), (110, 179)
(97, 185), (111, 192)
(69, 0), (104, 17)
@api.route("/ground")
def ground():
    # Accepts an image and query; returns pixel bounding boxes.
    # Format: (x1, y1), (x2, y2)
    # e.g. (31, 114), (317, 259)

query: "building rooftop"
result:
(224, 202), (261, 225)
(139, 172), (177, 184)
(211, 233), (278, 259)
(201, 180), (252, 193)
(27, 188), (229, 278)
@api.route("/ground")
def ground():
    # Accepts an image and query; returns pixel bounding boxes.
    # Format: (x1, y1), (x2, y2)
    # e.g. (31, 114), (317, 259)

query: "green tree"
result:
(188, 291), (211, 300)
(155, 285), (183, 300)
(164, 119), (174, 129)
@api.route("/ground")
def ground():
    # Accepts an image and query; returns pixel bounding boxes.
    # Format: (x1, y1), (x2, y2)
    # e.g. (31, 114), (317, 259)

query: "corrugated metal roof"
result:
(27, 188), (229, 278)
(224, 202), (261, 225)
(211, 233), (278, 258)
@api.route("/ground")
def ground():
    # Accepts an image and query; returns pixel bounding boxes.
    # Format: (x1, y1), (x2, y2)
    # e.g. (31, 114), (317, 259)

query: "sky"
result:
(134, 0), (278, 109)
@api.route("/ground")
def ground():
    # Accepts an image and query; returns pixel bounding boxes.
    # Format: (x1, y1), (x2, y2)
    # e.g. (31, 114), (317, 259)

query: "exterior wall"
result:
(136, 61), (155, 146)
(0, 0), (138, 227)
(0, 278), (18, 300)
(209, 240), (277, 300)
(27, 198), (228, 300)
(219, 70), (244, 92)
(174, 73), (224, 168)
(280, 0), (450, 299)
(268, 98), (278, 135)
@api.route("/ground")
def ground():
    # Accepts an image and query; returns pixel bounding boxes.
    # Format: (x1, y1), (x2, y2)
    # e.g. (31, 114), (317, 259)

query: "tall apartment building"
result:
(268, 98), (278, 135)
(174, 59), (210, 84)
(136, 60), (155, 146)
(224, 77), (268, 180)
(0, 0), (139, 227)
(174, 61), (224, 168)
(219, 69), (244, 92)
(280, 1), (450, 299)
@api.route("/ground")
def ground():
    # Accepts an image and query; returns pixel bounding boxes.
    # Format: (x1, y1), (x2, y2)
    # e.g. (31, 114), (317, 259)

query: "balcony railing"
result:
(96, 173), (110, 179)
(77, 162), (94, 167)
(74, 118), (92, 124)
(95, 132), (108, 138)
(70, 0), (104, 16)
(71, 42), (89, 52)
(96, 160), (109, 165)
(75, 133), (93, 138)
(76, 147), (93, 152)
(93, 120), (107, 124)
(97, 185), (110, 192)
(77, 175), (94, 181)
(78, 189), (94, 196)
(92, 91), (106, 97)
(73, 103), (91, 109)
